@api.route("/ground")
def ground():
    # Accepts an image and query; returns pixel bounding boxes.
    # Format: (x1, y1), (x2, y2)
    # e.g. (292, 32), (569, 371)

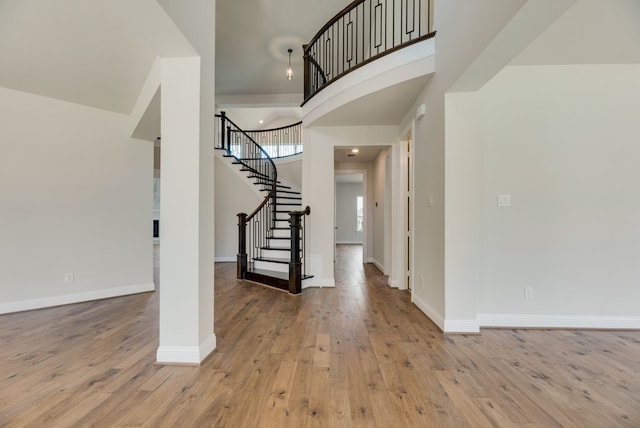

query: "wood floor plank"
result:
(0, 244), (639, 427)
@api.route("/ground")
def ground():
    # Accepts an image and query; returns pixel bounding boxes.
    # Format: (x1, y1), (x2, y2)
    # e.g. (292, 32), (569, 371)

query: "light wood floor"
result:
(1, 244), (639, 427)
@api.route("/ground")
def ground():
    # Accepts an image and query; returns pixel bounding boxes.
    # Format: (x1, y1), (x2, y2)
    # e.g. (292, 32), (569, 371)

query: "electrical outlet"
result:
(64, 272), (75, 283)
(524, 287), (533, 300)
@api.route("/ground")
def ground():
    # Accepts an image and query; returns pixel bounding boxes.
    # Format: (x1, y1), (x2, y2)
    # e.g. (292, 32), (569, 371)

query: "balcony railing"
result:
(303, 0), (434, 104)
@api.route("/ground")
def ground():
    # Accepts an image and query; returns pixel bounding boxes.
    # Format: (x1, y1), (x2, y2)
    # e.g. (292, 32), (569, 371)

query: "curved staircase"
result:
(215, 112), (311, 294)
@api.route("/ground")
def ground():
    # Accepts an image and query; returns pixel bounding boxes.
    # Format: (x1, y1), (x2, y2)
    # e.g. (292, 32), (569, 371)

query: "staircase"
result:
(215, 112), (311, 294)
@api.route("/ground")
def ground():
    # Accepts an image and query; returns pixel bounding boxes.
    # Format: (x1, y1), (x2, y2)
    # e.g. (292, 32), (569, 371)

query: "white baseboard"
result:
(388, 277), (399, 288)
(302, 277), (336, 288)
(156, 333), (217, 365)
(214, 256), (236, 262)
(412, 293), (444, 331)
(444, 319), (480, 334)
(368, 259), (385, 274)
(412, 294), (480, 333)
(478, 313), (640, 330)
(0, 282), (155, 315)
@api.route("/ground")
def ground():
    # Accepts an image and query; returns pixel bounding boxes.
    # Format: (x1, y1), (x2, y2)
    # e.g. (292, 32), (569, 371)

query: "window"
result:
(356, 196), (364, 232)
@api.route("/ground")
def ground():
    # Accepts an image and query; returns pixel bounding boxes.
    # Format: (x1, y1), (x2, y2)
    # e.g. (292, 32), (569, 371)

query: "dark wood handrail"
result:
(305, 0), (367, 50)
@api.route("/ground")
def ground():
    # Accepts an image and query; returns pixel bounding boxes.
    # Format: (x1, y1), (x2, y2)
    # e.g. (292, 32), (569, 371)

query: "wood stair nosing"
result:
(253, 256), (289, 264)
(261, 188), (300, 195)
(256, 183), (291, 189)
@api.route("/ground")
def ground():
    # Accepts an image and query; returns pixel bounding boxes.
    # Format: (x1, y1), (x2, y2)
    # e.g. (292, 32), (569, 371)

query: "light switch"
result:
(427, 195), (433, 207)
(497, 194), (511, 207)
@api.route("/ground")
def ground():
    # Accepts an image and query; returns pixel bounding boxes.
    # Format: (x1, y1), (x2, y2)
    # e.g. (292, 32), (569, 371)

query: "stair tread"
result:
(254, 256), (289, 264)
(246, 268), (287, 280)
(261, 189), (300, 195)
(259, 246), (291, 251)
(246, 268), (313, 281)
(259, 184), (291, 189)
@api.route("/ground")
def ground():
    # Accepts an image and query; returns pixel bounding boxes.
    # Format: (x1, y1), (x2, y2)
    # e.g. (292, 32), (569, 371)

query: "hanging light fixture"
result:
(286, 48), (293, 80)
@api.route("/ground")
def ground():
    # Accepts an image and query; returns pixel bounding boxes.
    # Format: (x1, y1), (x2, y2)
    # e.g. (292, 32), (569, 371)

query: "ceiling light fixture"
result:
(286, 48), (293, 80)
(352, 148), (359, 153)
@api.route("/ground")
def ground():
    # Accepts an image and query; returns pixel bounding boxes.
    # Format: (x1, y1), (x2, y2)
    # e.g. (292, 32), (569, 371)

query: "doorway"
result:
(334, 172), (365, 264)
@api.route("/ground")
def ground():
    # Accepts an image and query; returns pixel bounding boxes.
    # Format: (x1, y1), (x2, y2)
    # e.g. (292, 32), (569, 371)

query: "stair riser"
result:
(261, 249), (290, 259)
(266, 239), (290, 249)
(271, 229), (291, 238)
(254, 260), (288, 273)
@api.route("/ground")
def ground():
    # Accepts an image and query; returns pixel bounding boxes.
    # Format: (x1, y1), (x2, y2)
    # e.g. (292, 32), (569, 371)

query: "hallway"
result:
(0, 246), (639, 426)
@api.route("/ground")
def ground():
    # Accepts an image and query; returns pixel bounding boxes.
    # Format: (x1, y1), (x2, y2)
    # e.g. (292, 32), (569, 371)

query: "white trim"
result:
(301, 277), (336, 288)
(0, 283), (155, 315)
(478, 313), (640, 330)
(156, 346), (200, 365)
(156, 334), (217, 365)
(214, 256), (236, 262)
(199, 334), (217, 361)
(412, 293), (444, 331)
(388, 277), (399, 288)
(444, 319), (480, 334)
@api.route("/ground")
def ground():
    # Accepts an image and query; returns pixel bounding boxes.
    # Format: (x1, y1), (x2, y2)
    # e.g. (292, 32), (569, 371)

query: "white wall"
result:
(0, 87), (153, 313)
(335, 182), (364, 244)
(444, 91), (483, 332)
(477, 65), (640, 326)
(275, 156), (302, 190)
(401, 0), (527, 329)
(214, 156), (262, 260)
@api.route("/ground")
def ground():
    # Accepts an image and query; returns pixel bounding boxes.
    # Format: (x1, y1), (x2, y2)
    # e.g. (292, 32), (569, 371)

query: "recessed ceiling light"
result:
(259, 120), (264, 124)
(351, 148), (359, 153)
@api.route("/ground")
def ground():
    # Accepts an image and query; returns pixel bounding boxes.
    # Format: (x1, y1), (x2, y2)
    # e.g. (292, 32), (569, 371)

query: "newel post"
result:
(288, 206), (310, 295)
(237, 212), (248, 279)
(302, 44), (310, 101)
(220, 111), (227, 151)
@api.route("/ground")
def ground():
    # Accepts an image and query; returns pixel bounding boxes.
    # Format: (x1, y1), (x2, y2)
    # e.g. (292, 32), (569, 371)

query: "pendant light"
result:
(286, 48), (293, 80)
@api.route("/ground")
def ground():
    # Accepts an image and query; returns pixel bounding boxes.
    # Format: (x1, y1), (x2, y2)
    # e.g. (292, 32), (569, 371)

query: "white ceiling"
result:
(4, 0), (639, 125)
(215, 0), (348, 98)
(335, 147), (385, 164)
(0, 0), (195, 114)
(0, 0), (428, 125)
(310, 75), (432, 126)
